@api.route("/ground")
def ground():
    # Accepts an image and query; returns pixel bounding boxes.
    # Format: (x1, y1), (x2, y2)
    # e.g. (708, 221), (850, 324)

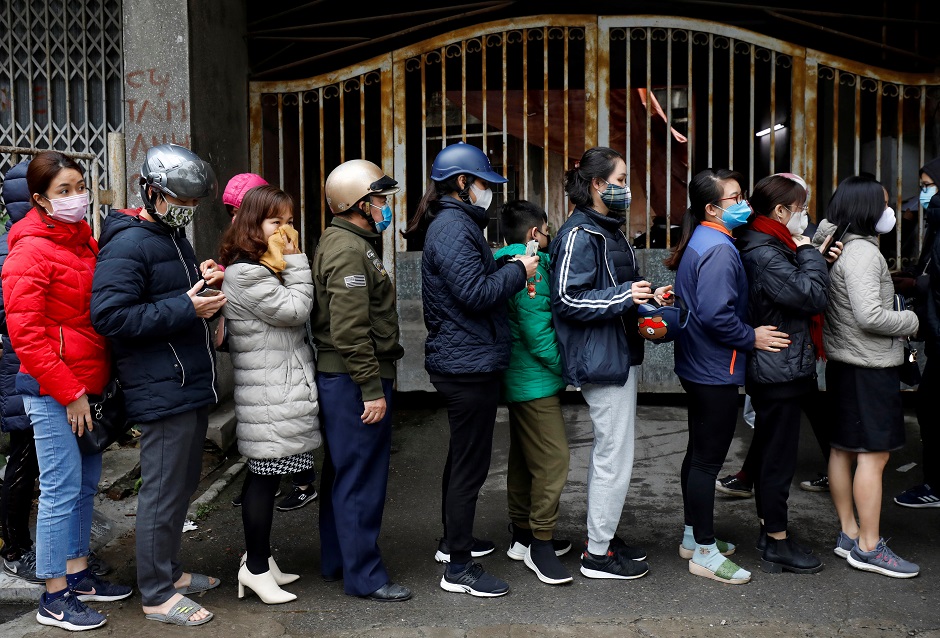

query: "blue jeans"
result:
(24, 394), (101, 579)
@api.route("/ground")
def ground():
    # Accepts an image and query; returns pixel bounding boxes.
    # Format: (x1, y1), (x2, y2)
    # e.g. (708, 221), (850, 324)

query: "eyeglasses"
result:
(715, 191), (748, 206)
(788, 204), (809, 214)
(920, 181), (937, 193)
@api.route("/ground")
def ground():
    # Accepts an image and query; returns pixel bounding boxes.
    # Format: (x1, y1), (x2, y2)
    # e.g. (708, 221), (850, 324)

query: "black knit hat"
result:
(920, 157), (940, 185)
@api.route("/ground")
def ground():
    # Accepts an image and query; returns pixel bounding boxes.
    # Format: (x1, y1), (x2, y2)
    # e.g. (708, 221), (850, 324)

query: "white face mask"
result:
(875, 206), (896, 234)
(785, 209), (808, 237)
(470, 183), (493, 211)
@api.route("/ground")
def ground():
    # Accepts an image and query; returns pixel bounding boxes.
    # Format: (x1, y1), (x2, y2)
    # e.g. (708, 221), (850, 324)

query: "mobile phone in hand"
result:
(525, 239), (539, 257)
(197, 287), (222, 297)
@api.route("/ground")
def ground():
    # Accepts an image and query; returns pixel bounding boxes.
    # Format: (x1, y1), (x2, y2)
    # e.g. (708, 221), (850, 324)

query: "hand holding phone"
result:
(197, 287), (223, 297)
(525, 239), (539, 257)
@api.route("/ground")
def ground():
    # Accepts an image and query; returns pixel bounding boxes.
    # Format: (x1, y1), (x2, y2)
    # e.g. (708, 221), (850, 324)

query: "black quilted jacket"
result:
(421, 196), (527, 375)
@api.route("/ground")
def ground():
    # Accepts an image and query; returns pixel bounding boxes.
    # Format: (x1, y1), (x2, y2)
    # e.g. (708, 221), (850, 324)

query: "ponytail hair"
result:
(564, 147), (624, 208)
(663, 168), (745, 270)
(400, 175), (463, 240)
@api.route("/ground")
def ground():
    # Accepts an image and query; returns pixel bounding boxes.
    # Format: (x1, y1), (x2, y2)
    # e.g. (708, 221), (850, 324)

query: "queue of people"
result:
(0, 140), (933, 632)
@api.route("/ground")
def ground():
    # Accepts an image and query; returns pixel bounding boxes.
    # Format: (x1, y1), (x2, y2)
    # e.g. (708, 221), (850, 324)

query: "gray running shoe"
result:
(847, 538), (919, 578)
(3, 549), (42, 584)
(833, 531), (856, 559)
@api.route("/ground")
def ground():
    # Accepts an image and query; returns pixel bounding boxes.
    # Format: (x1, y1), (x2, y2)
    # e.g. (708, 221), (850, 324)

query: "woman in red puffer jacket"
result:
(2, 151), (131, 631)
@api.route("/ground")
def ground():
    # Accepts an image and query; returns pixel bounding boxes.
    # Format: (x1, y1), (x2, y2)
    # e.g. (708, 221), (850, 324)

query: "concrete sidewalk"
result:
(1, 396), (937, 637)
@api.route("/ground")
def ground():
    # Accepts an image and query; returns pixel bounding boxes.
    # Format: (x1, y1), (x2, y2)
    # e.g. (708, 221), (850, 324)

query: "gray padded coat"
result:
(221, 254), (321, 460)
(813, 220), (918, 369)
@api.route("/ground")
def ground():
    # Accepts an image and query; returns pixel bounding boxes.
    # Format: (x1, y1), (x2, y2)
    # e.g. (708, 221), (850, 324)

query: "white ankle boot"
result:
(237, 564), (297, 604)
(240, 553), (299, 586)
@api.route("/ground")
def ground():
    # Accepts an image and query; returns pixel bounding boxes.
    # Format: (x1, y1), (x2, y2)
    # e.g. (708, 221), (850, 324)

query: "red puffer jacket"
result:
(2, 208), (109, 405)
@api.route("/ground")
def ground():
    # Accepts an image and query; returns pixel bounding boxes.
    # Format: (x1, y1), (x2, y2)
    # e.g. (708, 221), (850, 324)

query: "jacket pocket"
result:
(168, 343), (186, 387)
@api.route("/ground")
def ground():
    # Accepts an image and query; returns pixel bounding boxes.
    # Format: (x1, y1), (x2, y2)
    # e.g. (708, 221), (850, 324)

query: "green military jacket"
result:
(311, 217), (404, 401)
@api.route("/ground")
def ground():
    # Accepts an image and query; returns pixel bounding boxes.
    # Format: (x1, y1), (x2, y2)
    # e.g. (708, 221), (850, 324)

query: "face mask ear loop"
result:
(458, 176), (473, 205)
(359, 197), (378, 229)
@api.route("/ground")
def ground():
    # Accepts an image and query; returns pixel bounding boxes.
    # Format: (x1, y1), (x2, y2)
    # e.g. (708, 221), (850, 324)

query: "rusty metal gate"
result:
(249, 16), (940, 392)
(0, 0), (124, 207)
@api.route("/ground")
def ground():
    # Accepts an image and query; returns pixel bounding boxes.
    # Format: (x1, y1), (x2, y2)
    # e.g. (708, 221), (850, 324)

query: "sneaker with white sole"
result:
(715, 475), (753, 498)
(434, 537), (495, 563)
(847, 538), (919, 578)
(440, 561), (509, 597)
(580, 550), (649, 580)
(893, 483), (940, 508)
(36, 591), (107, 631)
(507, 524), (572, 561)
(799, 474), (829, 492)
(3, 549), (42, 584)
(276, 485), (318, 511)
(523, 539), (572, 585)
(833, 531), (856, 559)
(70, 572), (133, 602)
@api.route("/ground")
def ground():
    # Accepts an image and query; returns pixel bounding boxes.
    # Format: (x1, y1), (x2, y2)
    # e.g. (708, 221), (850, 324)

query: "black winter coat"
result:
(421, 196), (526, 376)
(91, 209), (217, 423)
(736, 227), (829, 390)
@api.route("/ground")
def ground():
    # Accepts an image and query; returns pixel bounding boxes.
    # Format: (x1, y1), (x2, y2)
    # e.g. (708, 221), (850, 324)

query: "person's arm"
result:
(3, 257), (86, 405)
(844, 249), (920, 338)
(91, 238), (199, 339)
(321, 246), (384, 401)
(429, 218), (527, 313)
(551, 227), (645, 322)
(694, 244), (756, 350)
(224, 256), (313, 328)
(756, 246), (830, 316)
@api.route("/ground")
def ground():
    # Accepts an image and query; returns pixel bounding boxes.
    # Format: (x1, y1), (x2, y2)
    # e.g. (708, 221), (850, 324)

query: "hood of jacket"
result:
(1, 160), (31, 231)
(736, 226), (788, 255)
(7, 208), (94, 253)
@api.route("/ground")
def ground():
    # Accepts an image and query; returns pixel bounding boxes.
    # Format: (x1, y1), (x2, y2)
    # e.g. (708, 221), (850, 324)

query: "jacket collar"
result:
(330, 215), (380, 240)
(8, 208), (96, 253)
(437, 195), (489, 229)
(578, 206), (626, 234)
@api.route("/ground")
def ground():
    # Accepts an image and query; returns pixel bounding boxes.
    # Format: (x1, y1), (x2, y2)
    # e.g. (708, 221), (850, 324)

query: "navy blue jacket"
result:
(421, 196), (526, 376)
(0, 159), (32, 432)
(91, 209), (217, 423)
(673, 223), (754, 386)
(549, 207), (644, 388)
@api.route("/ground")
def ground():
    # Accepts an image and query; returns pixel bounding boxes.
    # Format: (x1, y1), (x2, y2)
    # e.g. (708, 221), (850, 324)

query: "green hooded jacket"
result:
(493, 244), (566, 403)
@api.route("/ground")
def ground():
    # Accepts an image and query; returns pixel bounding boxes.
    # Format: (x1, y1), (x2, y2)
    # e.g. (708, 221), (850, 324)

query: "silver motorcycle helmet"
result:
(138, 144), (217, 214)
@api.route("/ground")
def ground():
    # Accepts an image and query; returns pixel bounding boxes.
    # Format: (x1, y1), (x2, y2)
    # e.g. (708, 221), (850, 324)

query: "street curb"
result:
(0, 572), (42, 603)
(186, 455), (247, 522)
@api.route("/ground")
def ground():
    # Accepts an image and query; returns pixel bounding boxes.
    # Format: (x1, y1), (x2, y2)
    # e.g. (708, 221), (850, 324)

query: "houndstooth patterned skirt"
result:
(248, 452), (315, 476)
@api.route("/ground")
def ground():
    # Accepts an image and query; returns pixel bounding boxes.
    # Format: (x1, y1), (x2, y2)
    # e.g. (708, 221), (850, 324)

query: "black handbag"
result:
(893, 294), (922, 387)
(77, 379), (130, 456)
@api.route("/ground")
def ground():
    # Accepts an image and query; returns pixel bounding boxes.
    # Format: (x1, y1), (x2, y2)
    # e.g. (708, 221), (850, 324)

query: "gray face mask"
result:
(157, 197), (197, 228)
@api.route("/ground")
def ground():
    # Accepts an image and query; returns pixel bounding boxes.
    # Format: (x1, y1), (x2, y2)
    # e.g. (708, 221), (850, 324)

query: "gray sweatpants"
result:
(581, 367), (639, 556)
(136, 407), (209, 606)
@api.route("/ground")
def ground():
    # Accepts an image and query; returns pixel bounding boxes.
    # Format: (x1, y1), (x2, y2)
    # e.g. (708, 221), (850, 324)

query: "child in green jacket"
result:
(494, 200), (572, 585)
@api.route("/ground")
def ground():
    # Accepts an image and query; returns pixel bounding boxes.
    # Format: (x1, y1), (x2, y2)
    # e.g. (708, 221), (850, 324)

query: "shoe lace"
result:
(874, 538), (900, 566)
(21, 551), (37, 569)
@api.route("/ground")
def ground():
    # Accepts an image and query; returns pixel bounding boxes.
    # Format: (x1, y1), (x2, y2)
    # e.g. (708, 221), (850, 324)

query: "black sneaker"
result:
(799, 474), (829, 492)
(580, 550), (649, 580)
(715, 474), (753, 498)
(3, 549), (43, 584)
(440, 561), (509, 597)
(434, 537), (496, 563)
(507, 524), (572, 560)
(524, 539), (573, 585)
(70, 572), (133, 602)
(276, 485), (318, 511)
(584, 535), (646, 561)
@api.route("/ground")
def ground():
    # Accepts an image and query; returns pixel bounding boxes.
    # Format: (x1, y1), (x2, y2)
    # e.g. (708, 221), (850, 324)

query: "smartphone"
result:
(525, 239), (539, 257)
(197, 287), (222, 297)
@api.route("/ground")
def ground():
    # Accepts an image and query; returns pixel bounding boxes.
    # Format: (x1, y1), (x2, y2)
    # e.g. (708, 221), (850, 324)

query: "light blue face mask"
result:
(372, 203), (393, 232)
(921, 185), (938, 210)
(715, 200), (752, 230)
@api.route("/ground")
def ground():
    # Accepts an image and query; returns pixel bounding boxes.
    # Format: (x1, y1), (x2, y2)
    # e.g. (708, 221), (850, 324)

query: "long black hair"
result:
(826, 175), (886, 238)
(400, 175), (463, 240)
(663, 168), (746, 271)
(564, 147), (624, 208)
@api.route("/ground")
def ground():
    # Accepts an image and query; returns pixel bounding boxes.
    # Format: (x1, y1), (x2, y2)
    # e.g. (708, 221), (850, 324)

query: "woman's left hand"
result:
(654, 285), (674, 306)
(66, 394), (92, 436)
(200, 259), (224, 287)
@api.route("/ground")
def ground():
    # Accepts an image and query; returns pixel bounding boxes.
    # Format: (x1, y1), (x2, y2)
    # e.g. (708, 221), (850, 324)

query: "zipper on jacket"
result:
(729, 350), (737, 375)
(168, 343), (186, 386)
(59, 327), (65, 359)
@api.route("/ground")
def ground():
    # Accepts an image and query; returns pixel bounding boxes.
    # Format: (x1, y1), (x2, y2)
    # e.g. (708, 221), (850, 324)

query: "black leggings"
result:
(241, 472), (281, 574)
(680, 379), (740, 545)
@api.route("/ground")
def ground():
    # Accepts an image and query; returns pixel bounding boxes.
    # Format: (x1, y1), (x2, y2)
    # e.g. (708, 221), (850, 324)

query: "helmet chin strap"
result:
(358, 198), (377, 228)
(457, 176), (473, 204)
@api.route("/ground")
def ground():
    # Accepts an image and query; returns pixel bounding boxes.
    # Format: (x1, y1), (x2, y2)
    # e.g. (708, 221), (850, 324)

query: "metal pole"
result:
(107, 132), (126, 209)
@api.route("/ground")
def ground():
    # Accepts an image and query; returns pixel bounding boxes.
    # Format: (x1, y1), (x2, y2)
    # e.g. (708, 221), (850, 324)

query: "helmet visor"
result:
(154, 160), (218, 200)
(369, 174), (400, 196)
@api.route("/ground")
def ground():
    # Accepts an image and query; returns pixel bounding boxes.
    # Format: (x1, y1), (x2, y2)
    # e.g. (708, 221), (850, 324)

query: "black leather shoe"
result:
(365, 582), (412, 602)
(761, 536), (823, 574)
(322, 571), (342, 582)
(757, 526), (814, 554)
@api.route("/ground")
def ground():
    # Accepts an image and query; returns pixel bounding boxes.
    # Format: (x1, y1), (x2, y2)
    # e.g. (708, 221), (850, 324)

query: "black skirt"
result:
(826, 360), (905, 452)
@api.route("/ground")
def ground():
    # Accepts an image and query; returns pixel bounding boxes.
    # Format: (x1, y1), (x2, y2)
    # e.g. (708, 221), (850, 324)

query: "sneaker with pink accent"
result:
(846, 538), (919, 579)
